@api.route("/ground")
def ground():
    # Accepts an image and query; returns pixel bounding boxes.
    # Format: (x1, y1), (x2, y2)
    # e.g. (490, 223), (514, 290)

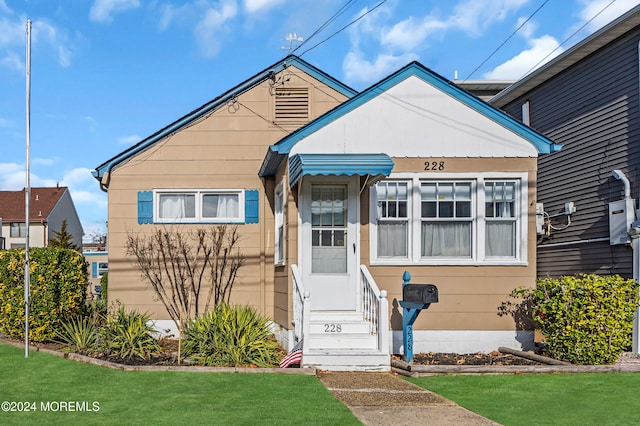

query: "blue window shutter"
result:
(91, 262), (98, 278)
(138, 191), (153, 224)
(245, 190), (259, 223)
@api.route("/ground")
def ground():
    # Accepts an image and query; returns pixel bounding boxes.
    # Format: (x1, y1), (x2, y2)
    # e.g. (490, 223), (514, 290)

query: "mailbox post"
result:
(399, 271), (438, 363)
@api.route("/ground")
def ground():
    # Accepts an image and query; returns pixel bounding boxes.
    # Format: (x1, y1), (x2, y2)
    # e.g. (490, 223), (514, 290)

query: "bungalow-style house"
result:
(0, 186), (83, 250)
(490, 5), (640, 350)
(93, 55), (559, 370)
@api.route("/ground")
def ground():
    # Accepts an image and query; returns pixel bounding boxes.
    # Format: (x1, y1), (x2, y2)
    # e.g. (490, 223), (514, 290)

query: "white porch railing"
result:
(291, 264), (310, 353)
(360, 265), (389, 353)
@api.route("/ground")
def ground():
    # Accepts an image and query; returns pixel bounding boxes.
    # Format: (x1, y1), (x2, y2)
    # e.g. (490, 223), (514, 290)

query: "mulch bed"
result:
(13, 336), (547, 367)
(399, 350), (544, 366)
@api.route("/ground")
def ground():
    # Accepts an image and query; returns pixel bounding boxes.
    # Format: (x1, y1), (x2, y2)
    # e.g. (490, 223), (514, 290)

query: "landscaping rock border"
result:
(0, 338), (316, 375)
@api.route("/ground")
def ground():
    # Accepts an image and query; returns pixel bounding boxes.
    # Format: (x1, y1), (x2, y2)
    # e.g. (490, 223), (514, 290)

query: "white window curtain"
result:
(486, 222), (515, 256)
(159, 194), (195, 219)
(422, 222), (471, 257)
(485, 181), (516, 258)
(378, 222), (408, 257)
(203, 194), (239, 219)
(376, 181), (409, 258)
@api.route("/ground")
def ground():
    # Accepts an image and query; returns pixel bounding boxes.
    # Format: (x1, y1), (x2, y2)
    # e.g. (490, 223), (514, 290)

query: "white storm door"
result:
(301, 177), (358, 311)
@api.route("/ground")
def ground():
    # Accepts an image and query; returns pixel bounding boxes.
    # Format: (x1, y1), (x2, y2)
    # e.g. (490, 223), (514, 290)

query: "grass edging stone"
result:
(0, 337), (316, 375)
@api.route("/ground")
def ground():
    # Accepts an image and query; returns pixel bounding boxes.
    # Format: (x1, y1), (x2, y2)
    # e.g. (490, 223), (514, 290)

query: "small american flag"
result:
(279, 340), (303, 368)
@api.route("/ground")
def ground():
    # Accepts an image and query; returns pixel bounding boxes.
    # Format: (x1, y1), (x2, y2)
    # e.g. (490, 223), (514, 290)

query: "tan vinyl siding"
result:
(106, 66), (349, 324)
(366, 157), (537, 331)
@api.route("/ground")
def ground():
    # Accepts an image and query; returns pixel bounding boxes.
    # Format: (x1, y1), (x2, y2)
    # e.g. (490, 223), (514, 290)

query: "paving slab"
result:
(317, 372), (500, 426)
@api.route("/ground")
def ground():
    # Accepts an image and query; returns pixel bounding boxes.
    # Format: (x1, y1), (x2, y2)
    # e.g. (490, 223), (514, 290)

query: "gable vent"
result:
(274, 87), (309, 124)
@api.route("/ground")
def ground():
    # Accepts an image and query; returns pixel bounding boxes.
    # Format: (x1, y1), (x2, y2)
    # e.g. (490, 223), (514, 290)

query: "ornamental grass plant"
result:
(183, 303), (281, 367)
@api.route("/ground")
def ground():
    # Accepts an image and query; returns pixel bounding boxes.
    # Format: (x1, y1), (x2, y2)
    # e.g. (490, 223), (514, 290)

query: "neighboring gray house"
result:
(0, 186), (84, 250)
(491, 5), (640, 280)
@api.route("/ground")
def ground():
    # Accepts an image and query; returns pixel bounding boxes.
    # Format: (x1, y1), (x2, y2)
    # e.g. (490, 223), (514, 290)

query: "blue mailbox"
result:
(399, 271), (438, 363)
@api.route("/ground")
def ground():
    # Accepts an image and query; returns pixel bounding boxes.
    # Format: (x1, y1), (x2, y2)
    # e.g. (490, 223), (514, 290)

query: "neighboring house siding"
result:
(105, 67), (349, 322)
(501, 28), (640, 278)
(47, 190), (84, 249)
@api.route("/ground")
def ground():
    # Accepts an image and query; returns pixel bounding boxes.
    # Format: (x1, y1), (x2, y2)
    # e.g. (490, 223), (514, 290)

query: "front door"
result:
(300, 176), (358, 310)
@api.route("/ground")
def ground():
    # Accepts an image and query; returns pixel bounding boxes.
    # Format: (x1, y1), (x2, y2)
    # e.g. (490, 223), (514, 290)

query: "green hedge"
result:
(515, 274), (639, 365)
(0, 248), (88, 342)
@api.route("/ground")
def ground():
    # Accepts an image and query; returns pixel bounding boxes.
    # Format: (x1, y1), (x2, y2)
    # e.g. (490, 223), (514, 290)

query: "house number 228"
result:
(424, 161), (445, 171)
(324, 324), (342, 332)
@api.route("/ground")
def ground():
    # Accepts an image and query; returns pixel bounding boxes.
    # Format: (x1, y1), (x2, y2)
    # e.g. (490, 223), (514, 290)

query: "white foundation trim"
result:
(391, 330), (535, 354)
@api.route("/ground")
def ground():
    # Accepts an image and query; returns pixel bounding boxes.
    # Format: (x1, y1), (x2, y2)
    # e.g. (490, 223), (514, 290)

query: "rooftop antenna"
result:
(281, 33), (303, 53)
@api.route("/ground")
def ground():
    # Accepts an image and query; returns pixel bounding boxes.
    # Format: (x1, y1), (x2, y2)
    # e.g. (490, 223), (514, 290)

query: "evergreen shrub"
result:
(511, 274), (639, 364)
(0, 247), (88, 342)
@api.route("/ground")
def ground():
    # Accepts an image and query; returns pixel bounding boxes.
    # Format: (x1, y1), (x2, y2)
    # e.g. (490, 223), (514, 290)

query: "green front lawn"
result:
(408, 373), (640, 425)
(0, 343), (359, 425)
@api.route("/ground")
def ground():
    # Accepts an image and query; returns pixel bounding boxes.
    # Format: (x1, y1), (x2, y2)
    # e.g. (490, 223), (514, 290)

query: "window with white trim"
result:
(274, 183), (285, 265)
(420, 181), (472, 258)
(10, 222), (27, 237)
(376, 181), (409, 258)
(371, 174), (526, 265)
(92, 261), (108, 278)
(485, 181), (517, 258)
(154, 189), (244, 223)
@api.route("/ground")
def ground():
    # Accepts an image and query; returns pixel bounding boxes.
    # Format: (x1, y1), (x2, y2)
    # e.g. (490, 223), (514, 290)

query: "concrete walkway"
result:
(317, 372), (500, 426)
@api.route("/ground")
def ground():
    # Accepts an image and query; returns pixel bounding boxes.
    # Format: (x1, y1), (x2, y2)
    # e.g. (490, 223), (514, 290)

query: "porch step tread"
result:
(304, 348), (388, 355)
(306, 331), (378, 350)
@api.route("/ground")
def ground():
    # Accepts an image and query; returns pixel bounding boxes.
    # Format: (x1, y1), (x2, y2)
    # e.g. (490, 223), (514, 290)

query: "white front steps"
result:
(302, 311), (390, 371)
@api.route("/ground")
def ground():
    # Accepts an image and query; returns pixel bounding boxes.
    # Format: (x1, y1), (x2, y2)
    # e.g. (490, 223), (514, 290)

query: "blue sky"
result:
(1, 0), (639, 241)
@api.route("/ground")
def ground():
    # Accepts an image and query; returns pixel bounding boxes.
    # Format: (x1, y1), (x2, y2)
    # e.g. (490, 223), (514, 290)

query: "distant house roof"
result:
(452, 80), (514, 100)
(92, 55), (357, 190)
(491, 5), (640, 108)
(260, 61), (561, 177)
(0, 187), (68, 222)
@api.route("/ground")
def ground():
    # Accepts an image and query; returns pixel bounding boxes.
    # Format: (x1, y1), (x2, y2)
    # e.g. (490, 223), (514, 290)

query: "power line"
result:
(291, 0), (359, 56)
(463, 0), (549, 82)
(297, 0), (390, 58)
(520, 0), (617, 78)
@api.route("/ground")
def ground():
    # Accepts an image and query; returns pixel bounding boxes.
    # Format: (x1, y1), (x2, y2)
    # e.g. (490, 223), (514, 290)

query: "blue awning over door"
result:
(288, 153), (394, 187)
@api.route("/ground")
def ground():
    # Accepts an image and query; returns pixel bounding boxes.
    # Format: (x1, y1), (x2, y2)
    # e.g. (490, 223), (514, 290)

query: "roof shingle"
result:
(0, 187), (68, 222)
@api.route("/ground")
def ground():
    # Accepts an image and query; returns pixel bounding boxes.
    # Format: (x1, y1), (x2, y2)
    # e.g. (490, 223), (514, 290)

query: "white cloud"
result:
(0, 51), (21, 71)
(0, 16), (24, 47)
(61, 168), (95, 188)
(33, 157), (57, 167)
(118, 134), (141, 145)
(244, 0), (285, 14)
(194, 0), (238, 57)
(448, 0), (529, 36)
(0, 17), (74, 70)
(343, 51), (417, 85)
(483, 34), (562, 79)
(0, 163), (58, 190)
(344, 0), (533, 86)
(90, 0), (141, 24)
(0, 163), (24, 189)
(381, 15), (448, 51)
(578, 0), (640, 33)
(0, 0), (11, 14)
(32, 20), (74, 67)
